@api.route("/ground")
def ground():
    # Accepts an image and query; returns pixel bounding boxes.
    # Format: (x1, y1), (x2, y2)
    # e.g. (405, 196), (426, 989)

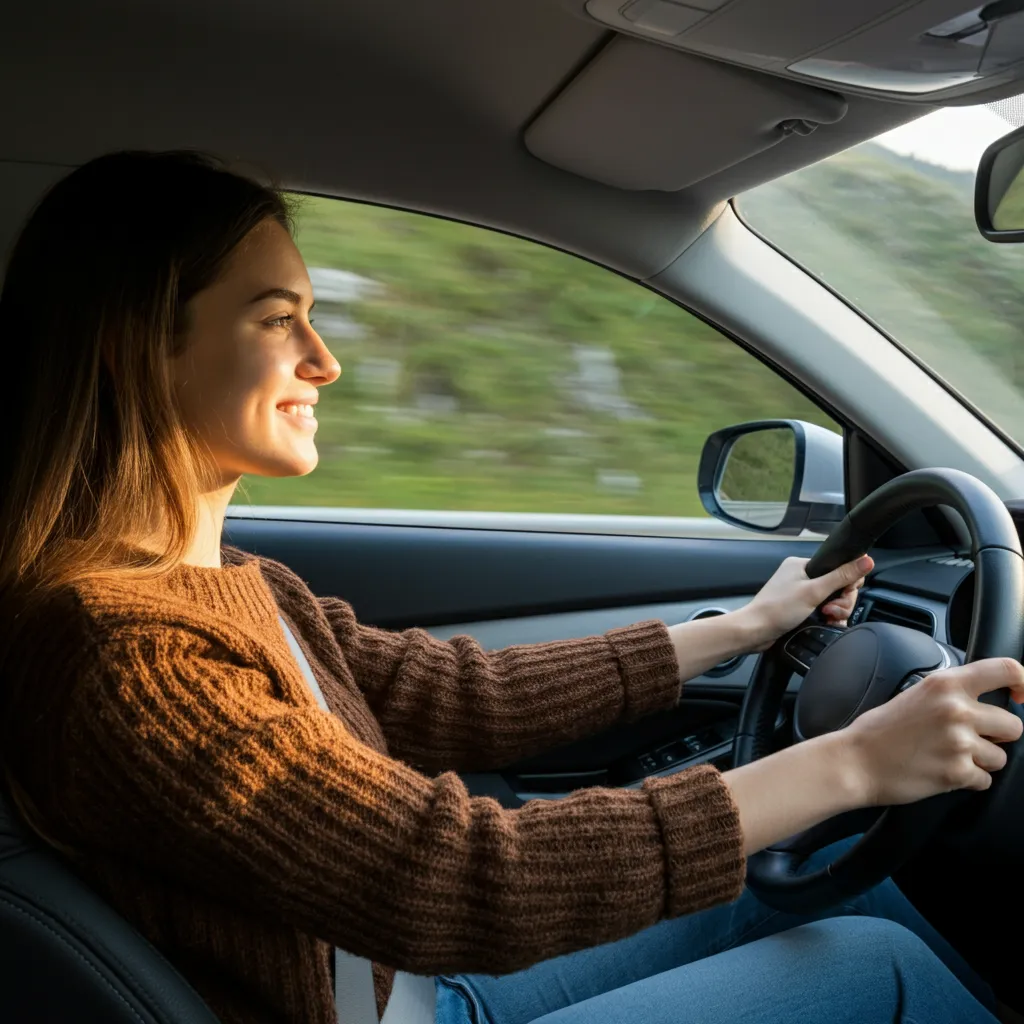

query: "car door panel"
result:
(223, 517), (816, 627)
(427, 596), (749, 650)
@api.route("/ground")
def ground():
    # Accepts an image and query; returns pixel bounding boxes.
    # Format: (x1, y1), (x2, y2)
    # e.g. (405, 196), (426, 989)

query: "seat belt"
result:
(277, 616), (436, 1024)
(333, 950), (380, 1024)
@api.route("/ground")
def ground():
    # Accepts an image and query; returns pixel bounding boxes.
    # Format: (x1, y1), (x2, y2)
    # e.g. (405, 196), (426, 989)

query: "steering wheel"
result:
(733, 468), (1024, 914)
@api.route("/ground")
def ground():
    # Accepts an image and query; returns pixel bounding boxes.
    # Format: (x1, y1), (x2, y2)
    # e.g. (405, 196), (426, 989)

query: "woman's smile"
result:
(276, 401), (318, 430)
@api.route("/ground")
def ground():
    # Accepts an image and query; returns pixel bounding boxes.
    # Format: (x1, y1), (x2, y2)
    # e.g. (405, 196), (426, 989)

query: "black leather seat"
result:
(0, 789), (221, 1022)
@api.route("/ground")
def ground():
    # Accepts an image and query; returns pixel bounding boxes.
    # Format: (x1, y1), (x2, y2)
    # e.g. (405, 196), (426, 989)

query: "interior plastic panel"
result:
(223, 516), (818, 628)
(576, 0), (1024, 103)
(525, 36), (847, 190)
(429, 594), (746, 643)
(579, 0), (902, 67)
(428, 597), (756, 684)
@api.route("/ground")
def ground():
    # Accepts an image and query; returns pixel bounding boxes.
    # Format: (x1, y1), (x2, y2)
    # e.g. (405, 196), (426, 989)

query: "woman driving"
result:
(0, 151), (1021, 1024)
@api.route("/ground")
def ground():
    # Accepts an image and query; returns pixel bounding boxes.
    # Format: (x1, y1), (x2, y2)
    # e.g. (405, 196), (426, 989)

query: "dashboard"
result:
(853, 552), (976, 651)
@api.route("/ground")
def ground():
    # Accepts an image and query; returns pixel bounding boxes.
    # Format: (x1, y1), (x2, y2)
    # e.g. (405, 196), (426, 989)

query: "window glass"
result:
(738, 101), (1024, 448)
(237, 196), (838, 518)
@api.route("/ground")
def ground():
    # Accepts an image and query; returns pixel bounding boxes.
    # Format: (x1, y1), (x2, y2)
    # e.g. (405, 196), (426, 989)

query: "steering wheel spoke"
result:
(781, 624), (844, 675)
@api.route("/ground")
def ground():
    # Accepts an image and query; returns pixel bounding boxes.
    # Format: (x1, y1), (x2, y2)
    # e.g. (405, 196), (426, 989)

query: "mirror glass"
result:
(715, 426), (796, 529)
(989, 135), (1024, 232)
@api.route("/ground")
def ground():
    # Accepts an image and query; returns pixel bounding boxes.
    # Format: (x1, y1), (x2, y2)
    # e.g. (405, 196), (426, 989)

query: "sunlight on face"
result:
(172, 219), (341, 485)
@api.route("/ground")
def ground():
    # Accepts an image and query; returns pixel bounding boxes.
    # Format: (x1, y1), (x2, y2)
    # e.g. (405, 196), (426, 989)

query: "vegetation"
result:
(993, 159), (1024, 230)
(719, 428), (796, 503)
(739, 143), (1024, 445)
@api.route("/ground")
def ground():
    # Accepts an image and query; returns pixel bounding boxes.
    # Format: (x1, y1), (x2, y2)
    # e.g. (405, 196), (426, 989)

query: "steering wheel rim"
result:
(734, 468), (1024, 914)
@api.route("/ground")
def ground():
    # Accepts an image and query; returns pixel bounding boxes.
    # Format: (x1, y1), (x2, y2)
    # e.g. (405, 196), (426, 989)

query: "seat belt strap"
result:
(334, 949), (380, 1024)
(381, 972), (437, 1024)
(278, 615), (435, 1024)
(279, 614), (331, 714)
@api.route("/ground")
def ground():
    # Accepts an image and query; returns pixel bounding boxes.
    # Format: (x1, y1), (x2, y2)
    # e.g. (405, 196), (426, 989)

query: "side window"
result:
(239, 195), (839, 520)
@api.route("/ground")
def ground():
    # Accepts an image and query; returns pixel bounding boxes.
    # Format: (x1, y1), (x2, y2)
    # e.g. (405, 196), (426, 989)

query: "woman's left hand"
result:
(742, 554), (875, 653)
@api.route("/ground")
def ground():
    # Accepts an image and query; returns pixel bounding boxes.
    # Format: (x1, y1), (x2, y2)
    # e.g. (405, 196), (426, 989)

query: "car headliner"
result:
(2, 0), (1023, 279)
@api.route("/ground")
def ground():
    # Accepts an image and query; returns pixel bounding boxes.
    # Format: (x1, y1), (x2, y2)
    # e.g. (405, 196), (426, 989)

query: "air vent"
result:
(688, 608), (745, 676)
(865, 598), (934, 636)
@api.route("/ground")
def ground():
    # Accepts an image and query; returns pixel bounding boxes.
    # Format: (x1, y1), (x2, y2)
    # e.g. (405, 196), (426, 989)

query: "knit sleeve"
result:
(318, 596), (681, 772)
(57, 630), (745, 978)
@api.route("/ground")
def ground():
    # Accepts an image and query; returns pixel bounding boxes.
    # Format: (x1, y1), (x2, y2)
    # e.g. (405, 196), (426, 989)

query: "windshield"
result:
(737, 101), (1024, 449)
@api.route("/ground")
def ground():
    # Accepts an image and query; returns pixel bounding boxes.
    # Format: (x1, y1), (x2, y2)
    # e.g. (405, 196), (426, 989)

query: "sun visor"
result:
(525, 37), (848, 191)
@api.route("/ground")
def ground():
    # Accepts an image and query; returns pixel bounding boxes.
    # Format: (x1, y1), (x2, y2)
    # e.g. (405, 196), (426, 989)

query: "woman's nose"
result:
(297, 326), (341, 385)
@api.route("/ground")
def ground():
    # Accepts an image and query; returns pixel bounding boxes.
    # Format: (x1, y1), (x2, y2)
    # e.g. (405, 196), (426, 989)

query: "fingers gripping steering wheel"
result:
(733, 468), (1024, 913)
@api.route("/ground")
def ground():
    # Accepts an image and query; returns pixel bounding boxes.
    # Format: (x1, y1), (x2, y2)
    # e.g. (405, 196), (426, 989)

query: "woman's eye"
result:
(265, 314), (294, 328)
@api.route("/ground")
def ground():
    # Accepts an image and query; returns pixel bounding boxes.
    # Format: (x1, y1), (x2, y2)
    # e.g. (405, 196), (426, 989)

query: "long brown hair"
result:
(0, 151), (292, 598)
(0, 151), (293, 853)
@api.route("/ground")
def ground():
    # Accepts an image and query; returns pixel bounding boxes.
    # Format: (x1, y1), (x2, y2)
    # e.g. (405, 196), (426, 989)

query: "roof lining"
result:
(0, 0), (1011, 279)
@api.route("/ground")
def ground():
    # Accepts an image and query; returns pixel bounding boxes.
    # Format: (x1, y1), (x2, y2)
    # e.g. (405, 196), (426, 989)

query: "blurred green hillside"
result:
(739, 143), (1024, 445)
(238, 140), (1024, 516)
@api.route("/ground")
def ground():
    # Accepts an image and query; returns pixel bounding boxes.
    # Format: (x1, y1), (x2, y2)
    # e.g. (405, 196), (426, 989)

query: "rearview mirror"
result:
(976, 123), (1024, 242)
(697, 420), (845, 535)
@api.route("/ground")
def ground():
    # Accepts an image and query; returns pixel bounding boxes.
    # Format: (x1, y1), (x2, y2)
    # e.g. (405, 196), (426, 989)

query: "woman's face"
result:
(171, 217), (340, 485)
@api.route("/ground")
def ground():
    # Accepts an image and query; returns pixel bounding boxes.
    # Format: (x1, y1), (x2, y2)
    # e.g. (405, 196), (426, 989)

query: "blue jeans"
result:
(434, 838), (996, 1024)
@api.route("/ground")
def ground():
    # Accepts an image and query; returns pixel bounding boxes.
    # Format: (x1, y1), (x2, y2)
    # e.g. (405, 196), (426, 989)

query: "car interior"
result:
(7, 0), (1024, 1020)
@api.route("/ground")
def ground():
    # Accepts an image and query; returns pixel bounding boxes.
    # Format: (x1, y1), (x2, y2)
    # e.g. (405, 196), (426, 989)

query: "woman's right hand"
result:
(843, 657), (1024, 807)
(723, 656), (1024, 856)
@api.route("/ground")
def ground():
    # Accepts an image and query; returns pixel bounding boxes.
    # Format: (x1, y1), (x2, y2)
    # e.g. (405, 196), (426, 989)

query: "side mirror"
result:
(976, 122), (1024, 242)
(697, 419), (845, 535)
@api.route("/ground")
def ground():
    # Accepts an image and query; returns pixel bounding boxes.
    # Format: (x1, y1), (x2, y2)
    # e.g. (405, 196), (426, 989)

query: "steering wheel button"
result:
(786, 644), (812, 666)
(806, 626), (841, 648)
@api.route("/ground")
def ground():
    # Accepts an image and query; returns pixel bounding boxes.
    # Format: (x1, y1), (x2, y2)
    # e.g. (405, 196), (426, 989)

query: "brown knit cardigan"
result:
(0, 544), (745, 1024)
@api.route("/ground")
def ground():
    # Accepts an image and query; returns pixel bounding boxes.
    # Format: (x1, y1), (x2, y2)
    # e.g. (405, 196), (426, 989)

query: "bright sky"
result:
(875, 102), (1016, 171)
